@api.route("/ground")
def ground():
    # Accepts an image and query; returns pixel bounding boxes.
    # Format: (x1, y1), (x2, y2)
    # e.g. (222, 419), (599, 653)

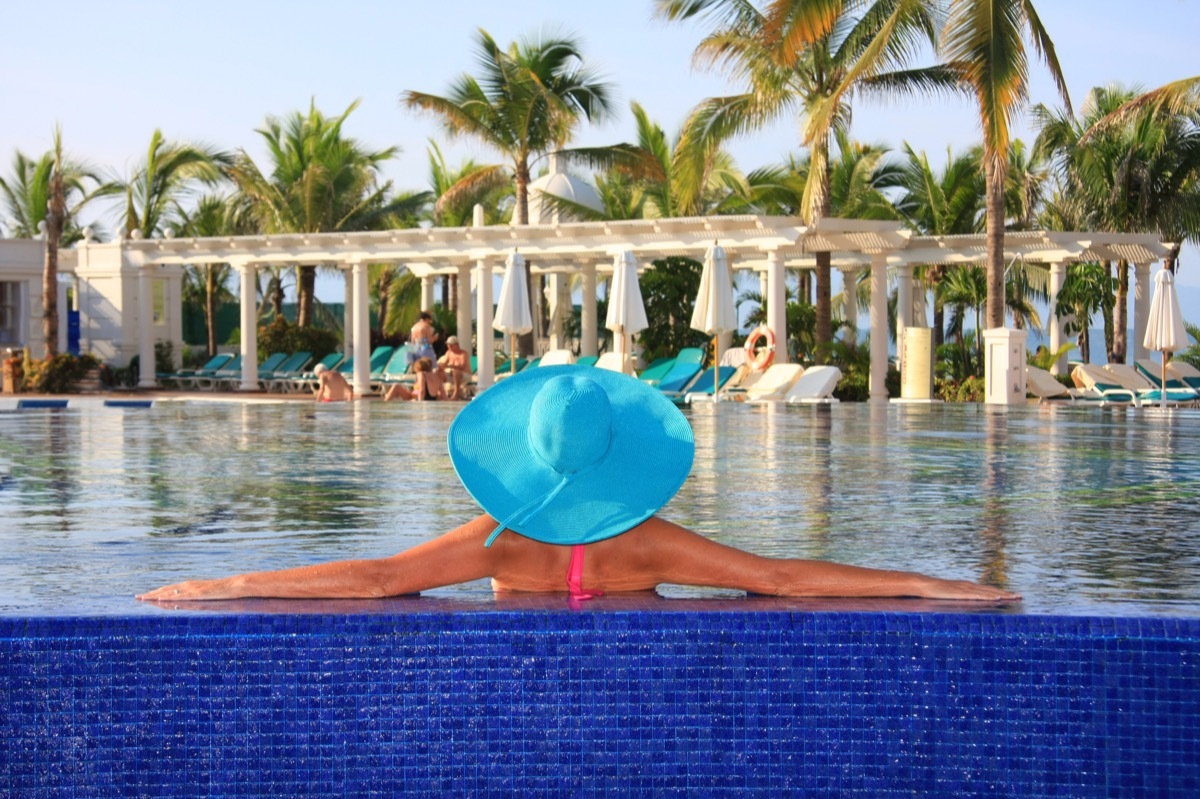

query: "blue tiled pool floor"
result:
(3, 606), (1198, 798)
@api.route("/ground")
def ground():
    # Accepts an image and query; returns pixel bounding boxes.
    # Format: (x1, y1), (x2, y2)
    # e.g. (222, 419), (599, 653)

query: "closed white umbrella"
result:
(494, 251), (533, 375)
(1143, 266), (1188, 408)
(605, 251), (648, 375)
(691, 244), (737, 400)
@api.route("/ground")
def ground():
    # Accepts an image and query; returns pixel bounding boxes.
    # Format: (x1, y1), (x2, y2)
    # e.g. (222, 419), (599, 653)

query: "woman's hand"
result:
(137, 577), (241, 602)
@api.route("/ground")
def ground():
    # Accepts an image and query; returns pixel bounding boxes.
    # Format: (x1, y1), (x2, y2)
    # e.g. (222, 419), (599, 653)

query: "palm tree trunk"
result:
(815, 251), (832, 363)
(1102, 260), (1115, 362)
(514, 160), (531, 226)
(42, 163), (65, 358)
(205, 266), (217, 357)
(271, 273), (285, 319)
(298, 266), (316, 327)
(984, 157), (1006, 330)
(1112, 259), (1128, 363)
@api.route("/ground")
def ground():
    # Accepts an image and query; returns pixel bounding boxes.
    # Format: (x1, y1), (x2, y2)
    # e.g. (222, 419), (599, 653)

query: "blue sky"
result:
(1, 0), (1197, 302)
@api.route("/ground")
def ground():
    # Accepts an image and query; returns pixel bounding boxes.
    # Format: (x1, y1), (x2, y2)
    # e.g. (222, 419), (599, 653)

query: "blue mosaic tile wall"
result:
(2, 606), (1198, 798)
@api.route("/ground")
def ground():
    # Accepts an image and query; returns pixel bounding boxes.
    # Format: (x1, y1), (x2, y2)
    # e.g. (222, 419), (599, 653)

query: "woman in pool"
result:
(140, 367), (1018, 603)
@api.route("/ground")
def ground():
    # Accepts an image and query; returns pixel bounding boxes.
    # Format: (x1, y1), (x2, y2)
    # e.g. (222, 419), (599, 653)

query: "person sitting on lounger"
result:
(438, 336), (472, 400)
(140, 366), (1019, 604)
(314, 363), (353, 403)
(383, 357), (446, 402)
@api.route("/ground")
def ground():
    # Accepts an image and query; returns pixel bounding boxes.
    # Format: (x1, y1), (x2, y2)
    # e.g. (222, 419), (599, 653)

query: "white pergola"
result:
(113, 216), (1171, 403)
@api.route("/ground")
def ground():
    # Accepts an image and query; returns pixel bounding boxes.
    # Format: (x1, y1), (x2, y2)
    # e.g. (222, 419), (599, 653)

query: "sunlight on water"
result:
(1, 400), (1198, 616)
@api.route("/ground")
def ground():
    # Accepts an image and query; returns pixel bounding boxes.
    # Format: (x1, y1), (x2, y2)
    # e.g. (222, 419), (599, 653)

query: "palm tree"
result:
(939, 0), (1070, 331)
(402, 28), (614, 225)
(938, 263), (988, 373)
(425, 141), (512, 227)
(552, 101), (751, 221)
(655, 0), (958, 361)
(228, 100), (427, 327)
(0, 128), (108, 357)
(175, 194), (249, 358)
(1055, 260), (1115, 364)
(893, 142), (984, 346)
(1035, 84), (1200, 361)
(115, 129), (232, 239)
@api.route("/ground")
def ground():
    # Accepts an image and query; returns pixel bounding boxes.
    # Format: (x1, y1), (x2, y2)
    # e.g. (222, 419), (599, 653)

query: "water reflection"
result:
(1, 402), (1199, 616)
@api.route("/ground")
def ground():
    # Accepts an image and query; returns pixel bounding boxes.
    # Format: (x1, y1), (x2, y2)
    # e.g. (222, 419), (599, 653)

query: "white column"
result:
(1134, 261), (1152, 364)
(352, 261), (370, 396)
(137, 265), (156, 387)
(456, 262), (472, 348)
(476, 257), (495, 390)
(766, 250), (788, 364)
(342, 268), (354, 359)
(896, 264), (913, 375)
(869, 253), (889, 403)
(581, 262), (598, 357)
(547, 272), (568, 350)
(1048, 261), (1068, 375)
(839, 267), (859, 338)
(236, 261), (258, 391)
(420, 275), (436, 311)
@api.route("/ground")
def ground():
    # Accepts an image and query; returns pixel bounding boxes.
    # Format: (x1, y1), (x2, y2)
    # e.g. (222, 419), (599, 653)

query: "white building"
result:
(0, 235), (184, 367)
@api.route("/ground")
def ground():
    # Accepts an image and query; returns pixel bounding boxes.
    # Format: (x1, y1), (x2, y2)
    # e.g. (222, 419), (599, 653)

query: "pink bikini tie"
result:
(567, 544), (602, 604)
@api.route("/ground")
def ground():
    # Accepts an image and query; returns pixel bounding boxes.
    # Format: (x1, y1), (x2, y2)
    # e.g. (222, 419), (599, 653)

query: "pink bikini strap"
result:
(567, 544), (602, 603)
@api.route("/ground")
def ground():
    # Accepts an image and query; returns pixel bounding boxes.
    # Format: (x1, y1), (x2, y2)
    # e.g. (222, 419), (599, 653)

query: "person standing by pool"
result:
(407, 311), (438, 368)
(313, 363), (354, 403)
(141, 366), (1019, 603)
(438, 336), (471, 399)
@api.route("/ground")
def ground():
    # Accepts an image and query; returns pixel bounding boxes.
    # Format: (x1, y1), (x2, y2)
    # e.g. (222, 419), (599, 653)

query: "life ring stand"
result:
(743, 325), (776, 372)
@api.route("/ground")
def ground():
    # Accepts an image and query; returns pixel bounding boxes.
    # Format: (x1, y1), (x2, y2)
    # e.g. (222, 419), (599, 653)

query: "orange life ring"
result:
(744, 325), (776, 372)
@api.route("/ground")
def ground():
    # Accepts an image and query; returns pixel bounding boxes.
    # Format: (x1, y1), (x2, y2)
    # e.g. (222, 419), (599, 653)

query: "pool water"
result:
(1, 400), (1198, 617)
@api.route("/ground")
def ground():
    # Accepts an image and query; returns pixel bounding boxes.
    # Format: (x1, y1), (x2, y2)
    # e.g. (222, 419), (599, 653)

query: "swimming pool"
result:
(2, 399), (1199, 797)
(1, 399), (1198, 616)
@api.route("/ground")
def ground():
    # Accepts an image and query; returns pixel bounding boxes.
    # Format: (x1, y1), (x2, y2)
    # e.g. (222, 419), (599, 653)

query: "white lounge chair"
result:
(539, 349), (577, 367)
(1103, 362), (1198, 405)
(1025, 365), (1103, 403)
(784, 365), (842, 404)
(738, 363), (804, 402)
(1070, 364), (1139, 405)
(1166, 360), (1200, 392)
(595, 352), (634, 374)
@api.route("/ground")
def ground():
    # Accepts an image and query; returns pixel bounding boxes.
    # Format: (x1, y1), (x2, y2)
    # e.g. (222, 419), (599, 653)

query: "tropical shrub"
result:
(637, 256), (709, 363)
(935, 376), (985, 402)
(256, 317), (340, 365)
(22, 353), (101, 394)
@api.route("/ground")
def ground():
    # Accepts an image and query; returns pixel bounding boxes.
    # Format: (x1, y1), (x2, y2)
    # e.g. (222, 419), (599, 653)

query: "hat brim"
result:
(448, 365), (694, 545)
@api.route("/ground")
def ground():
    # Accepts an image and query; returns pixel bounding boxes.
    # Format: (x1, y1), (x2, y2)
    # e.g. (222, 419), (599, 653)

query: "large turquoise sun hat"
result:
(448, 364), (695, 547)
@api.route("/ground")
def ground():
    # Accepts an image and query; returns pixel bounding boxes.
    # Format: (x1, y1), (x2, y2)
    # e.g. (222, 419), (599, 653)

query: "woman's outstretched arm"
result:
(138, 514), (500, 601)
(625, 517), (1020, 601)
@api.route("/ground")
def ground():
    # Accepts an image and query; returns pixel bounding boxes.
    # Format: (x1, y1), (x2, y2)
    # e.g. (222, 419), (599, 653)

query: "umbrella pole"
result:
(511, 334), (517, 375)
(712, 335), (719, 403)
(1162, 354), (1169, 409)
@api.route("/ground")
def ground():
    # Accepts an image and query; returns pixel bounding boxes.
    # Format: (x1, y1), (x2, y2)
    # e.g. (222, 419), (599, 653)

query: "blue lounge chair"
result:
(667, 365), (737, 404)
(198, 355), (243, 390)
(638, 357), (676, 386)
(655, 353), (705, 394)
(261, 351), (313, 392)
(165, 353), (234, 389)
(371, 346), (413, 393)
(215, 352), (289, 391)
(576, 355), (599, 368)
